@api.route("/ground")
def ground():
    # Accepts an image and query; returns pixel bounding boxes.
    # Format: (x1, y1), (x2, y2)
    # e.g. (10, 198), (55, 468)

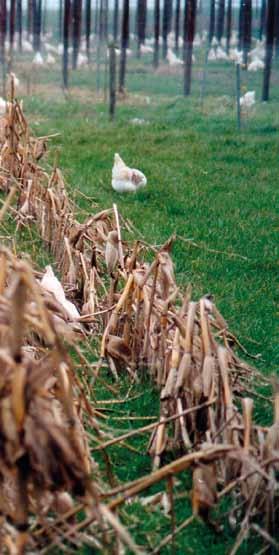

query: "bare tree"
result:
(183, 0), (197, 95)
(119, 0), (129, 93)
(262, 0), (276, 100)
(238, 0), (244, 50)
(9, 0), (16, 66)
(109, 42), (116, 119)
(153, 0), (160, 68)
(59, 0), (63, 41)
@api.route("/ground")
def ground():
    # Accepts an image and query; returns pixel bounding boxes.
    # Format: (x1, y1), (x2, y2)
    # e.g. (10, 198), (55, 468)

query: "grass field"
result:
(8, 53), (279, 553)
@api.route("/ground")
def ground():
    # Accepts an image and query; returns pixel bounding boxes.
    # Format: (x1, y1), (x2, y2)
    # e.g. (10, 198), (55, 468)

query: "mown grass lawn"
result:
(14, 59), (279, 553)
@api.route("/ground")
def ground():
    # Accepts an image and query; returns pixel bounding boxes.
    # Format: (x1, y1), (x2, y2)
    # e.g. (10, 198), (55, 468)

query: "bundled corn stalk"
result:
(0, 248), (145, 555)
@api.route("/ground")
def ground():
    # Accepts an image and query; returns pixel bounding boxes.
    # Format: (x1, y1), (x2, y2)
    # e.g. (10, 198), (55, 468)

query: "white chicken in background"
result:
(229, 48), (243, 63)
(167, 48), (183, 66)
(46, 53), (56, 64)
(41, 265), (80, 321)
(215, 46), (228, 60)
(112, 153), (147, 193)
(140, 44), (153, 54)
(240, 91), (255, 109)
(33, 52), (44, 65)
(208, 48), (217, 61)
(45, 43), (59, 54)
(248, 58), (264, 71)
(22, 39), (33, 52)
(77, 52), (87, 67)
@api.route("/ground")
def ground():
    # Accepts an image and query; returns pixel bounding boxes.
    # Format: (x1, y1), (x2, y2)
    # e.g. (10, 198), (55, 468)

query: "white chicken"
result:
(140, 44), (153, 54)
(112, 153), (147, 193)
(248, 58), (264, 71)
(33, 52), (44, 65)
(208, 48), (217, 61)
(215, 46), (228, 60)
(240, 91), (255, 109)
(46, 53), (56, 65)
(41, 265), (80, 321)
(166, 48), (183, 66)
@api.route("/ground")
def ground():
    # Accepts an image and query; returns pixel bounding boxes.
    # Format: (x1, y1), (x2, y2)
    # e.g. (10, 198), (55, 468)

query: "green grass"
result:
(10, 56), (279, 553)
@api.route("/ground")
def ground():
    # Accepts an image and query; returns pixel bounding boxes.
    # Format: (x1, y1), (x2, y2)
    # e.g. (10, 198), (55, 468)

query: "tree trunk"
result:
(274, 0), (279, 55)
(226, 0), (232, 53)
(42, 0), (47, 35)
(33, 0), (42, 52)
(183, 0), (197, 95)
(113, 0), (119, 41)
(109, 43), (116, 119)
(9, 0), (16, 57)
(208, 0), (215, 44)
(137, 0), (147, 57)
(262, 0), (276, 101)
(59, 0), (63, 41)
(259, 0), (266, 40)
(243, 0), (252, 66)
(216, 0), (225, 43)
(162, 0), (172, 58)
(63, 0), (71, 90)
(72, 0), (82, 69)
(0, 0), (6, 95)
(94, 0), (98, 34)
(119, 0), (129, 93)
(153, 0), (160, 68)
(16, 0), (22, 52)
(85, 0), (91, 60)
(174, 0), (181, 53)
(27, 0), (33, 40)
(238, 0), (244, 50)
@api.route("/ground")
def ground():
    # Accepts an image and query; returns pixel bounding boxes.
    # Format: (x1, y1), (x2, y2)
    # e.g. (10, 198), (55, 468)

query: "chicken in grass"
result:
(112, 153), (147, 193)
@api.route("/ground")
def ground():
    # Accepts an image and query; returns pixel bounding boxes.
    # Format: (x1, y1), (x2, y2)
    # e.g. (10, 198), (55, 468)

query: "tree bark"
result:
(119, 0), (129, 93)
(0, 0), (6, 93)
(274, 0), (279, 56)
(208, 0), (215, 44)
(262, 0), (276, 101)
(216, 0), (225, 43)
(183, 0), (197, 96)
(174, 0), (181, 53)
(59, 0), (63, 41)
(153, 0), (160, 68)
(63, 0), (71, 90)
(27, 0), (33, 40)
(226, 0), (232, 53)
